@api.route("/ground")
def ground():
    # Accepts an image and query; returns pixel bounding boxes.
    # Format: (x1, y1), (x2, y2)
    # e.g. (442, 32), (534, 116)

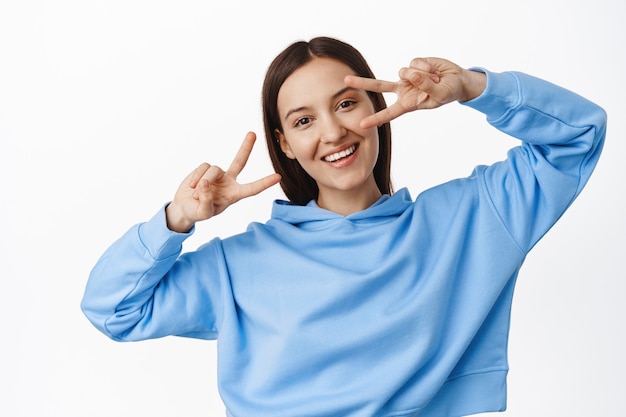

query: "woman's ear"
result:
(275, 129), (296, 160)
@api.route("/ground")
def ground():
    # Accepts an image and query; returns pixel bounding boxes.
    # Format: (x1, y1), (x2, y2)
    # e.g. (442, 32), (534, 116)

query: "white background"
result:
(1, 1), (624, 416)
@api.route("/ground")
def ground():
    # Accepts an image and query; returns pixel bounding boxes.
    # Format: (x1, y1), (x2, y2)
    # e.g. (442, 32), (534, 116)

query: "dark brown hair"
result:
(262, 36), (393, 205)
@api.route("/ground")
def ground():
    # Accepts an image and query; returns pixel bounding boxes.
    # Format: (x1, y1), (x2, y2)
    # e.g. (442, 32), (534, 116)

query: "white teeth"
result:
(325, 145), (356, 162)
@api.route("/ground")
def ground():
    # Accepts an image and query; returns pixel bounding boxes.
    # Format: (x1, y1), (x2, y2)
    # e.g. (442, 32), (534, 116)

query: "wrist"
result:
(459, 69), (487, 102)
(165, 203), (194, 233)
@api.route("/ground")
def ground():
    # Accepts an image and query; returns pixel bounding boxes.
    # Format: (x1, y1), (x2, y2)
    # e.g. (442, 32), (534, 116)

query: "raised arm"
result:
(351, 57), (605, 251)
(81, 132), (281, 341)
(464, 69), (606, 251)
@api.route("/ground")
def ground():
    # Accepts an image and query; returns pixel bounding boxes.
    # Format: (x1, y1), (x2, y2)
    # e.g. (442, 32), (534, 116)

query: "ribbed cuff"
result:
(137, 203), (194, 259)
(461, 69), (522, 124)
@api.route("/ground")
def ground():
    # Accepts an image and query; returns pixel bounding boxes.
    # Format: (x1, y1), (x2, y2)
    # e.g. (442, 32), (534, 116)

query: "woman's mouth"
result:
(323, 144), (358, 162)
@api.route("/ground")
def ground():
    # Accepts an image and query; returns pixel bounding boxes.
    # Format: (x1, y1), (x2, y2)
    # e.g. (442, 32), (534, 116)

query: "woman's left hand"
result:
(344, 57), (486, 128)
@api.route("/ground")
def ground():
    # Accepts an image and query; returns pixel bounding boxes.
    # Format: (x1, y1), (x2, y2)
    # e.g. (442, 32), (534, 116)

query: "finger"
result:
(239, 173), (282, 198)
(400, 66), (439, 85)
(194, 181), (217, 219)
(344, 75), (398, 94)
(192, 176), (210, 200)
(399, 67), (437, 91)
(202, 164), (226, 184)
(360, 103), (407, 129)
(191, 165), (225, 199)
(408, 58), (440, 82)
(227, 131), (256, 177)
(409, 57), (436, 73)
(188, 162), (210, 188)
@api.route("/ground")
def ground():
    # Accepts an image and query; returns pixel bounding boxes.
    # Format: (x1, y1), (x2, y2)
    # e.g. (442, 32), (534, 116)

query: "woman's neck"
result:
(316, 185), (383, 216)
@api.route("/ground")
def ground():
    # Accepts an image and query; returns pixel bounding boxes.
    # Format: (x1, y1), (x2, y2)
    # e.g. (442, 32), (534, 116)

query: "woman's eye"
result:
(338, 100), (356, 110)
(295, 117), (311, 127)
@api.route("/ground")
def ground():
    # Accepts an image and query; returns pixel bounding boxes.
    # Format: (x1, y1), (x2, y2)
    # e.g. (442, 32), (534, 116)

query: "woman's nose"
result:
(319, 115), (347, 143)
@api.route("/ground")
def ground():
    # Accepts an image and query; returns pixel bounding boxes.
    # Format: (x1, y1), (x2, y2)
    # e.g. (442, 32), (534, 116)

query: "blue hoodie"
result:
(81, 70), (606, 417)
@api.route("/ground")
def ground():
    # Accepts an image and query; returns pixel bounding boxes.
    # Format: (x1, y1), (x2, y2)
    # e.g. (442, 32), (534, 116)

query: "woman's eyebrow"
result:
(283, 87), (360, 122)
(284, 106), (308, 122)
(331, 86), (359, 100)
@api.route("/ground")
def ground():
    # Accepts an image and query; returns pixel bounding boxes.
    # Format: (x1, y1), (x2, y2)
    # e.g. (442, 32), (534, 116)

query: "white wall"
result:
(1, 1), (624, 416)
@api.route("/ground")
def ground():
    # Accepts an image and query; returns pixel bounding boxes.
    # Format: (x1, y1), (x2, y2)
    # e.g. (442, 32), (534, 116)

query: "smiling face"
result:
(275, 57), (382, 213)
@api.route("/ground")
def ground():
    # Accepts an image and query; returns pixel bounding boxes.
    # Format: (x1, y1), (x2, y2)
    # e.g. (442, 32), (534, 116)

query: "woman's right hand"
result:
(165, 131), (282, 233)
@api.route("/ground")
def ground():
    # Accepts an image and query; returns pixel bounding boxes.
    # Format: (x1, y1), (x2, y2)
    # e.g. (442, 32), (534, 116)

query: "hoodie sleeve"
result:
(462, 69), (606, 253)
(80, 205), (224, 341)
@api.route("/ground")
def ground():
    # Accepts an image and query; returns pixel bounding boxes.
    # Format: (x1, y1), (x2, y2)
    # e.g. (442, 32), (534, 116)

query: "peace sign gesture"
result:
(345, 57), (486, 129)
(165, 132), (281, 233)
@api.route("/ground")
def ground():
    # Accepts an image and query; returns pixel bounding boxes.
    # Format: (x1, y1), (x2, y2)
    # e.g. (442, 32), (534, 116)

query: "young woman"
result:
(81, 37), (606, 416)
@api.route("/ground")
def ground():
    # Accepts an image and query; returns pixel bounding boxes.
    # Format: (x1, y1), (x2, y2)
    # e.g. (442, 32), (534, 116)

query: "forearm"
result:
(463, 69), (606, 251)
(464, 69), (607, 149)
(80, 205), (190, 340)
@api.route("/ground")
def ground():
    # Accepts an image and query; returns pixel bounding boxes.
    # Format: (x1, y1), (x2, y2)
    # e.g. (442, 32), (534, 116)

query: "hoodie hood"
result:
(270, 188), (414, 227)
